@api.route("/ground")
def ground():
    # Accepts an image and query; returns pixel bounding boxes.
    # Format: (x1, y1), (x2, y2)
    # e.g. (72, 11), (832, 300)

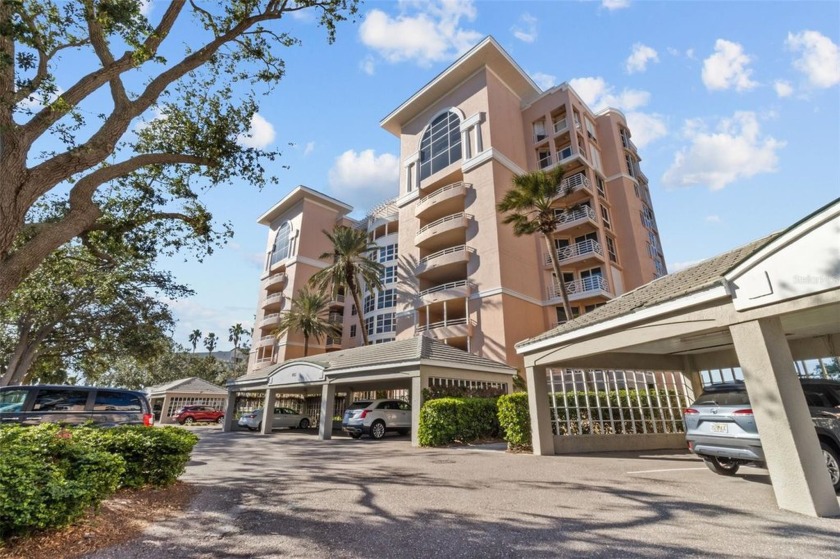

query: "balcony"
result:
(415, 182), (469, 219)
(260, 313), (281, 329)
(545, 276), (612, 301)
(544, 239), (604, 266)
(257, 335), (276, 348)
(328, 312), (343, 324)
(324, 336), (342, 350)
(264, 272), (287, 290)
(415, 245), (474, 278)
(254, 357), (273, 367)
(415, 212), (471, 248)
(554, 205), (597, 232)
(559, 172), (591, 194)
(262, 292), (285, 311)
(415, 317), (472, 340)
(553, 118), (568, 135)
(419, 279), (471, 306)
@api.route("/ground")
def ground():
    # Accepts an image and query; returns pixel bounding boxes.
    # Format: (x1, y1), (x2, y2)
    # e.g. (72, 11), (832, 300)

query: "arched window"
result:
(419, 111), (462, 181)
(270, 222), (293, 266)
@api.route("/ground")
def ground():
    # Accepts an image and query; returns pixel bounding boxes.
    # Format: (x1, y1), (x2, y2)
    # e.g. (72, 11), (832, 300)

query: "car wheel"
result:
(370, 420), (386, 440)
(247, 426), (257, 432)
(703, 456), (740, 476)
(350, 433), (363, 439)
(299, 418), (310, 429)
(397, 428), (409, 436)
(183, 417), (195, 425)
(216, 416), (224, 424)
(821, 443), (840, 491)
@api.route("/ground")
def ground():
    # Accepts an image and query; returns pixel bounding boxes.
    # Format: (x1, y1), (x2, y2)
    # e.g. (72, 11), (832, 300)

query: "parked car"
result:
(0, 384), (153, 427)
(171, 405), (225, 425)
(341, 399), (411, 440)
(684, 379), (840, 490)
(238, 407), (312, 431)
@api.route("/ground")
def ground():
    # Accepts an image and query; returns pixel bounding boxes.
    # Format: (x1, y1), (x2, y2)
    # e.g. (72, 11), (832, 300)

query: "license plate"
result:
(711, 423), (728, 433)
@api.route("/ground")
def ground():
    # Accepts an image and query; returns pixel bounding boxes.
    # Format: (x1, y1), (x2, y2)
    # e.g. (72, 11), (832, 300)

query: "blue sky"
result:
(131, 0), (840, 349)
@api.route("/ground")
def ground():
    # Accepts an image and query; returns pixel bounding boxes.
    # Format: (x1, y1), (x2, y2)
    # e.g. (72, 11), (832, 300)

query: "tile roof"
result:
(232, 337), (514, 385)
(517, 233), (780, 349)
(147, 377), (227, 394)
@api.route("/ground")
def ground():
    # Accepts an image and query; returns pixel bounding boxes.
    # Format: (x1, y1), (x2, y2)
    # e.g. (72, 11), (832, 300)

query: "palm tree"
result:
(497, 166), (576, 322)
(203, 332), (218, 357)
(309, 225), (383, 346)
(274, 286), (341, 356)
(228, 323), (247, 363)
(188, 329), (202, 353)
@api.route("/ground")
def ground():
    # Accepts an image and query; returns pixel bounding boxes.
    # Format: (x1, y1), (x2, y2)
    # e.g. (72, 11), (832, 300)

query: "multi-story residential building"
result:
(246, 37), (665, 374)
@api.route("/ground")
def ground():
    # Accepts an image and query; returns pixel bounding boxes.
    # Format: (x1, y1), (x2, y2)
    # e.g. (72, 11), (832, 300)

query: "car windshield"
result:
(692, 389), (750, 407)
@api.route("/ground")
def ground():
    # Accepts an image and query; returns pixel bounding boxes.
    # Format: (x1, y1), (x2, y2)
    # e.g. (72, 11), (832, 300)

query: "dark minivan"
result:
(0, 385), (154, 427)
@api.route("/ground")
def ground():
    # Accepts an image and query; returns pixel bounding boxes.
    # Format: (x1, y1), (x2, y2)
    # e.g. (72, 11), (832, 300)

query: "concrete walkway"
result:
(88, 430), (840, 558)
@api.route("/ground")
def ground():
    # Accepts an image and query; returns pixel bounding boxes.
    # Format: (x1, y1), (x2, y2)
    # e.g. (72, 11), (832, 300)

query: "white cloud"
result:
(786, 30), (840, 88)
(327, 149), (399, 209)
(359, 0), (482, 67)
(685, 48), (696, 60)
(531, 71), (557, 90)
(774, 80), (794, 98)
(705, 214), (721, 223)
(702, 39), (758, 91)
(602, 0), (630, 10)
(16, 85), (64, 112)
(626, 43), (659, 74)
(236, 113), (276, 149)
(512, 13), (538, 43)
(662, 111), (785, 190)
(569, 76), (666, 148)
(360, 55), (376, 75)
(669, 259), (704, 272)
(139, 0), (153, 16)
(303, 141), (315, 156)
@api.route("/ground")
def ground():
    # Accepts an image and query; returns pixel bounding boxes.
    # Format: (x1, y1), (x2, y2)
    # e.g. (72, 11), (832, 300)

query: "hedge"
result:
(417, 397), (499, 447)
(0, 424), (199, 539)
(497, 393), (531, 450)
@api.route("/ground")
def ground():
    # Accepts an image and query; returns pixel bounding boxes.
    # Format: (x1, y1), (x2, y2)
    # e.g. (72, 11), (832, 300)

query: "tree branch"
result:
(82, 0), (129, 111)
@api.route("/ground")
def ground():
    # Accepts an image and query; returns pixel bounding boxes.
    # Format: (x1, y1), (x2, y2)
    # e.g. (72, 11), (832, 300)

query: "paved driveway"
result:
(88, 430), (840, 558)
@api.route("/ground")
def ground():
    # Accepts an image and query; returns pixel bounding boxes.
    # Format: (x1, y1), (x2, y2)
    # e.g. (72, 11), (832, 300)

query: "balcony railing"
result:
(545, 239), (603, 265)
(559, 172), (591, 194)
(261, 313), (281, 327)
(554, 205), (596, 229)
(416, 212), (469, 237)
(258, 335), (275, 347)
(255, 357), (273, 365)
(418, 244), (475, 266)
(325, 336), (341, 347)
(264, 273), (287, 288)
(263, 292), (284, 306)
(328, 312), (343, 323)
(553, 118), (568, 135)
(418, 279), (470, 298)
(416, 181), (469, 207)
(546, 275), (609, 300)
(415, 317), (469, 333)
(331, 294), (346, 304)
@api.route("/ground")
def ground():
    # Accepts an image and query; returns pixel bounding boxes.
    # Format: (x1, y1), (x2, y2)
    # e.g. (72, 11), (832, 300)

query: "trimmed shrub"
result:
(497, 392), (531, 450)
(74, 426), (199, 488)
(418, 397), (499, 447)
(0, 425), (125, 538)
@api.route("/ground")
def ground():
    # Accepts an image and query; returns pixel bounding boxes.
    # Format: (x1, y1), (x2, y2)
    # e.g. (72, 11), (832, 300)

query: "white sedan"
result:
(238, 407), (312, 431)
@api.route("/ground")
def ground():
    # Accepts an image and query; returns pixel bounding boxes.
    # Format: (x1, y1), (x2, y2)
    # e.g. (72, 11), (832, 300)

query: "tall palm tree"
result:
(203, 332), (218, 357)
(188, 329), (202, 353)
(228, 323), (247, 363)
(274, 286), (341, 357)
(309, 225), (383, 346)
(497, 166), (576, 322)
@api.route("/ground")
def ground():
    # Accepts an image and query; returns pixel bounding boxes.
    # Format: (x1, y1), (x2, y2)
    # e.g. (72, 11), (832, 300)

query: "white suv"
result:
(341, 399), (411, 440)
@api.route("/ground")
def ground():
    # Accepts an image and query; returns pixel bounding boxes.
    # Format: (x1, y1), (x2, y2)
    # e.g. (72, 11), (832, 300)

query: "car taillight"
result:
(359, 410), (369, 419)
(733, 409), (754, 416)
(143, 413), (154, 427)
(683, 408), (699, 415)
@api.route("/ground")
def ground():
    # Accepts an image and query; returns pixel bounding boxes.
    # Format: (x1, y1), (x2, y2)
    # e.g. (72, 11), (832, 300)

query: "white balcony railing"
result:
(417, 244), (475, 266)
(553, 118), (568, 135)
(265, 272), (287, 288)
(416, 212), (469, 237)
(261, 313), (281, 327)
(546, 275), (609, 300)
(325, 336), (341, 346)
(415, 317), (469, 333)
(416, 181), (469, 207)
(555, 205), (596, 229)
(263, 292), (284, 305)
(545, 239), (603, 265)
(559, 172), (590, 194)
(419, 279), (470, 298)
(255, 357), (273, 365)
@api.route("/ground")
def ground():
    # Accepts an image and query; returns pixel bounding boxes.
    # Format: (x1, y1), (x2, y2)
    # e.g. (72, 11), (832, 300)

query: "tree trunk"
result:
(543, 234), (573, 323)
(303, 335), (309, 357)
(350, 288), (368, 346)
(0, 323), (50, 386)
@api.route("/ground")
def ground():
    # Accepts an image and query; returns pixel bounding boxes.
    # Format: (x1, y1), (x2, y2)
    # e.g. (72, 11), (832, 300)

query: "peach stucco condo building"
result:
(247, 37), (665, 374)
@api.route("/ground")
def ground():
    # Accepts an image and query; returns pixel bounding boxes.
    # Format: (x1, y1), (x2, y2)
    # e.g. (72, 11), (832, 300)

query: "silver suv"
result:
(341, 399), (411, 440)
(684, 379), (840, 490)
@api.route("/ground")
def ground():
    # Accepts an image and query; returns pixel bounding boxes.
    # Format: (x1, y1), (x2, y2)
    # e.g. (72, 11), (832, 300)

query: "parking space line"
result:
(627, 467), (709, 474)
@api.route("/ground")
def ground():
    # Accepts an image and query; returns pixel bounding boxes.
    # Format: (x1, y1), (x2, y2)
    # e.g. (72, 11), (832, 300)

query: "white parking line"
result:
(627, 467), (710, 474)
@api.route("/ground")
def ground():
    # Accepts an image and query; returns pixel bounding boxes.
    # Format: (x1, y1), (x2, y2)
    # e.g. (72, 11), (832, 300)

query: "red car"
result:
(172, 405), (224, 425)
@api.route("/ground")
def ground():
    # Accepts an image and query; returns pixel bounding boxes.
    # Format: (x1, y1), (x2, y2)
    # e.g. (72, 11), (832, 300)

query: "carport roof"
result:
(146, 377), (227, 395)
(234, 336), (515, 384)
(516, 233), (779, 350)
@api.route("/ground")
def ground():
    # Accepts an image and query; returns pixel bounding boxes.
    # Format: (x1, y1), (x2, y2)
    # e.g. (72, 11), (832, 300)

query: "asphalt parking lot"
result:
(88, 429), (840, 558)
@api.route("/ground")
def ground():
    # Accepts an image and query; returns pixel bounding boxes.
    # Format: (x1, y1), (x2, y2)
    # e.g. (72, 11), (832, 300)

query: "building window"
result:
(350, 324), (357, 338)
(351, 304), (357, 316)
(555, 305), (580, 324)
(600, 206), (611, 230)
(625, 154), (636, 178)
(269, 222), (293, 267)
(557, 145), (573, 161)
(533, 119), (546, 142)
(585, 118), (597, 141)
(377, 288), (396, 309)
(365, 316), (375, 337)
(364, 295), (375, 314)
(606, 237), (618, 263)
(380, 265), (396, 284)
(654, 258), (666, 277)
(584, 303), (605, 313)
(580, 267), (604, 291)
(419, 111), (462, 181)
(538, 149), (552, 169)
(620, 128), (630, 149)
(633, 183), (640, 198)
(589, 146), (603, 174)
(379, 244), (397, 263)
(596, 176), (606, 198)
(376, 313), (395, 334)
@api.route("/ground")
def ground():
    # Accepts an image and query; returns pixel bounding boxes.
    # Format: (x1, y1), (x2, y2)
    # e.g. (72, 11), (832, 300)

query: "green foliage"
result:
(72, 426), (199, 488)
(417, 397), (500, 447)
(497, 393), (532, 450)
(422, 384), (507, 401)
(0, 424), (125, 538)
(274, 286), (340, 356)
(550, 389), (685, 435)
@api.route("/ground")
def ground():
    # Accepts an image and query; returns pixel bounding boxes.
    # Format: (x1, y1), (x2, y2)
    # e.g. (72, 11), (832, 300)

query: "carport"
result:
(224, 336), (515, 446)
(517, 199), (840, 517)
(146, 377), (228, 424)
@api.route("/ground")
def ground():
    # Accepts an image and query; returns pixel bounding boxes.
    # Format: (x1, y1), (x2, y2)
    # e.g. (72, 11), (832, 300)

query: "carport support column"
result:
(261, 388), (278, 435)
(525, 364), (554, 456)
(319, 383), (336, 440)
(159, 394), (172, 425)
(411, 376), (423, 447)
(730, 317), (840, 518)
(222, 392), (237, 432)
